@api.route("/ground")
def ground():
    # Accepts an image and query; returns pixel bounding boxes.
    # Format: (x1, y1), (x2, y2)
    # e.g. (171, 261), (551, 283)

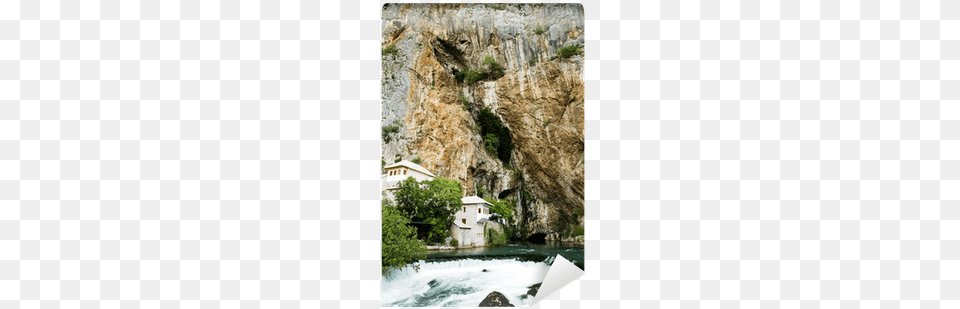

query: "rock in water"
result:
(478, 291), (514, 307)
(427, 279), (440, 288)
(526, 282), (542, 297)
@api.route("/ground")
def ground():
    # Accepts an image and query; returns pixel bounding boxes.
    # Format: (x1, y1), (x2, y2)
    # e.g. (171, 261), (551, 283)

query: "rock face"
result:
(478, 291), (515, 307)
(381, 4), (584, 240)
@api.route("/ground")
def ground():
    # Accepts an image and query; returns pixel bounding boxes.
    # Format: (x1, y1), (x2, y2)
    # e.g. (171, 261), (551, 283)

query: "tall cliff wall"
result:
(381, 4), (584, 241)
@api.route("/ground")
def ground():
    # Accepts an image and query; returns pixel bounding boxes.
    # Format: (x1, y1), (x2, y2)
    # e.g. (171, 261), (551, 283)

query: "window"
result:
(478, 208), (481, 214)
(462, 218), (466, 224)
(463, 207), (466, 212)
(403, 169), (406, 175)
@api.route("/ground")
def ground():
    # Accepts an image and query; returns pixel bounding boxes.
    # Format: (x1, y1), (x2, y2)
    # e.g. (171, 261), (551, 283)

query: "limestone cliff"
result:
(381, 4), (584, 241)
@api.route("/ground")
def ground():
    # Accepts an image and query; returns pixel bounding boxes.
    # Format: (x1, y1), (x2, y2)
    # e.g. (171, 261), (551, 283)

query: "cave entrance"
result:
(498, 188), (516, 199)
(526, 233), (547, 244)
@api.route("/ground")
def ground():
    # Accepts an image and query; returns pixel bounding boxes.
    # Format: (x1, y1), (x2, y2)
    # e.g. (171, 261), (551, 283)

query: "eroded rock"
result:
(382, 4), (584, 239)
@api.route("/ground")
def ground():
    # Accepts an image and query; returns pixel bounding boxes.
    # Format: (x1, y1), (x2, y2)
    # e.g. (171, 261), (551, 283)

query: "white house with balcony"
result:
(450, 196), (500, 248)
(381, 160), (436, 201)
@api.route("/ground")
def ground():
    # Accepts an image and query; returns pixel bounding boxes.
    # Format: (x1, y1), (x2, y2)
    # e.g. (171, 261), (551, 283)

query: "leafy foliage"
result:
(450, 238), (458, 247)
(543, 119), (550, 127)
(484, 197), (516, 224)
(556, 45), (583, 59)
(529, 58), (537, 66)
(453, 56), (504, 85)
(485, 225), (508, 246)
(534, 25), (546, 35)
(477, 107), (514, 163)
(483, 56), (505, 79)
(573, 226), (585, 237)
(382, 45), (399, 57)
(382, 125), (400, 141)
(411, 157), (422, 165)
(476, 183), (486, 197)
(484, 134), (499, 158)
(381, 199), (426, 275)
(487, 4), (506, 10)
(394, 177), (464, 244)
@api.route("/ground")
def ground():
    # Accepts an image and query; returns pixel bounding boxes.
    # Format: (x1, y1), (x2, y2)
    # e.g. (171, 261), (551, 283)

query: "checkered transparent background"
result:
(2, 0), (959, 308)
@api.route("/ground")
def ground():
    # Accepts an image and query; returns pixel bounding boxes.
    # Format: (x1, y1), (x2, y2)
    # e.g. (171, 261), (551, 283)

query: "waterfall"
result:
(380, 258), (550, 307)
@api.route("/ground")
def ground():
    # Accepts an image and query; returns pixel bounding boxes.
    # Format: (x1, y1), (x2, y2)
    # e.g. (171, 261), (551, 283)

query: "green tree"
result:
(381, 198), (427, 275)
(484, 197), (515, 224)
(394, 177), (463, 244)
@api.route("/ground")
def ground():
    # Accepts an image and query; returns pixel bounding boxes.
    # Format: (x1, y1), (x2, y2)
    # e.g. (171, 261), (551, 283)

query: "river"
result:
(380, 241), (584, 307)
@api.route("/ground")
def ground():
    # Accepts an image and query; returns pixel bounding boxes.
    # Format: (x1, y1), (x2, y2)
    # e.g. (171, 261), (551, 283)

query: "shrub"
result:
(382, 125), (400, 142)
(534, 25), (545, 35)
(455, 57), (504, 85)
(484, 134), (499, 158)
(450, 238), (458, 247)
(487, 4), (506, 10)
(485, 226), (508, 246)
(476, 183), (486, 197)
(543, 119), (550, 127)
(573, 226), (584, 236)
(382, 125), (400, 138)
(483, 56), (505, 79)
(457, 67), (485, 85)
(411, 157), (422, 164)
(382, 45), (399, 57)
(556, 45), (583, 59)
(458, 95), (470, 104)
(529, 58), (537, 66)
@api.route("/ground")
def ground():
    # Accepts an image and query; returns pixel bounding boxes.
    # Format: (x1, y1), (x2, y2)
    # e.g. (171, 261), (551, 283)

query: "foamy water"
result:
(380, 259), (551, 307)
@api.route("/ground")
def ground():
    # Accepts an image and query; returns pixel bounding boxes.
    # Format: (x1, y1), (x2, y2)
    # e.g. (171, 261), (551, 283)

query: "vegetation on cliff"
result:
(476, 107), (513, 164)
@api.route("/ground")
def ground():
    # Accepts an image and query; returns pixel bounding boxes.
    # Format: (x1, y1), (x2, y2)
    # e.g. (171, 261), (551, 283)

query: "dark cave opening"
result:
(526, 233), (547, 244)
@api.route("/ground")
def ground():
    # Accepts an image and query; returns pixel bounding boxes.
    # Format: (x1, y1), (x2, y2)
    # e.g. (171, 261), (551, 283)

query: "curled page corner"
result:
(531, 255), (584, 305)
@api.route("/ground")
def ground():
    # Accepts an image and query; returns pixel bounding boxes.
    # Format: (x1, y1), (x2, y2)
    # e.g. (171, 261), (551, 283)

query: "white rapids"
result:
(380, 258), (550, 307)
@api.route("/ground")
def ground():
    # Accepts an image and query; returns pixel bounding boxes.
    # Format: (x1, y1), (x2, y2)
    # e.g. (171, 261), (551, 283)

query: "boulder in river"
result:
(478, 291), (514, 307)
(522, 282), (542, 298)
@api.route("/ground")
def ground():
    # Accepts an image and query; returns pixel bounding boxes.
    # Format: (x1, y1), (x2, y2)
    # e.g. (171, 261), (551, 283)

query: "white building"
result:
(381, 160), (436, 201)
(450, 196), (497, 248)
